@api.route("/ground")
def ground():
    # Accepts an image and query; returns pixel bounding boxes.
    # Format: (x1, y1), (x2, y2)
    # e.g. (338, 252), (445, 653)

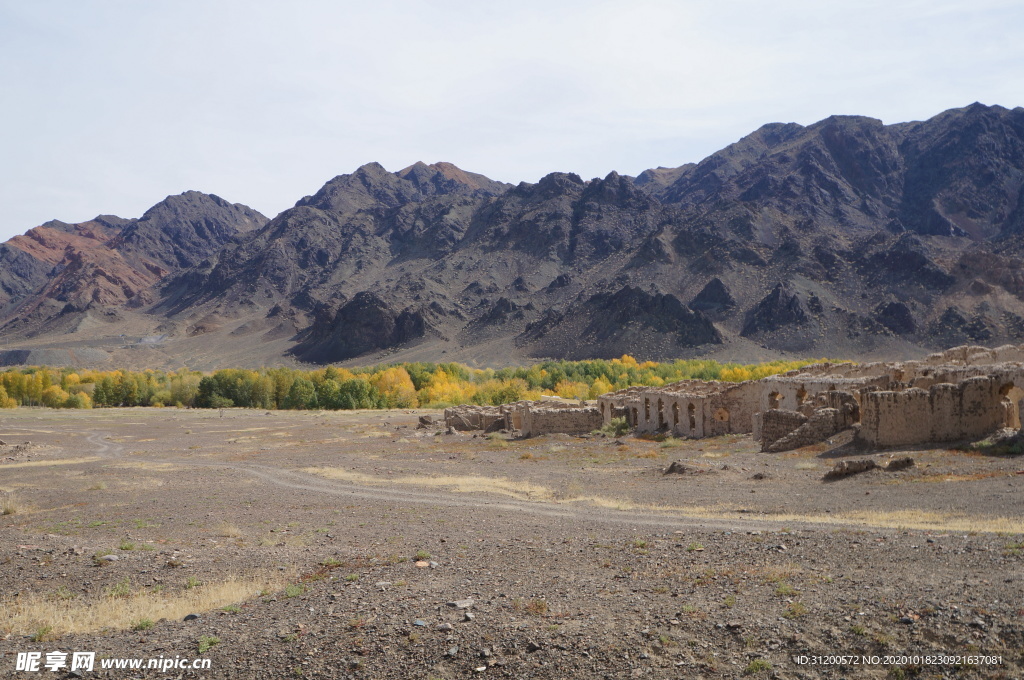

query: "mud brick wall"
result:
(759, 409), (808, 451)
(767, 408), (844, 453)
(858, 376), (1007, 447)
(521, 407), (602, 437)
(444, 405), (503, 431)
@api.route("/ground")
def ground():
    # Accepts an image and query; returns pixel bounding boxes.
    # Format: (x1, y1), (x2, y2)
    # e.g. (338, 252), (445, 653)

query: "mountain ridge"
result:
(2, 104), (1024, 370)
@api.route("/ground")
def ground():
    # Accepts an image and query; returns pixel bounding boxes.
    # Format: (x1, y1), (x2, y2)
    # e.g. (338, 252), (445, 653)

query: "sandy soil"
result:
(1, 408), (1022, 679)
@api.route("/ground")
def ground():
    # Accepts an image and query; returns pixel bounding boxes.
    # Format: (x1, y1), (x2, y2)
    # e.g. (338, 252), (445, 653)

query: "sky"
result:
(1, 0), (1022, 242)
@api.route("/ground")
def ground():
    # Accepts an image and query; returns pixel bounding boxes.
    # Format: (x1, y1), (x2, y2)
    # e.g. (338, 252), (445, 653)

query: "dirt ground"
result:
(1, 407), (1022, 679)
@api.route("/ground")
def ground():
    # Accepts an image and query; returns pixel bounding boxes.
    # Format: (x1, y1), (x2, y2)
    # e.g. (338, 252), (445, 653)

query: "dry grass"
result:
(303, 467), (556, 501)
(754, 508), (1024, 534)
(216, 522), (244, 539)
(2, 492), (25, 515)
(0, 457), (99, 469)
(0, 571), (292, 637)
(303, 467), (1023, 533)
(912, 472), (1006, 483)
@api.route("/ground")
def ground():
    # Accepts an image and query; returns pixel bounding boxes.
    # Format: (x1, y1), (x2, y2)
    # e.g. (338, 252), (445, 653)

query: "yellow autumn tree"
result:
(418, 370), (476, 407)
(588, 376), (614, 399)
(371, 367), (418, 408)
(554, 380), (589, 400)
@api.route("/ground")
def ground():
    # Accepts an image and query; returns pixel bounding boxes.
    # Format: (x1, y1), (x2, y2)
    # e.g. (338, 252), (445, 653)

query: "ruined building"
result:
(444, 396), (602, 438)
(442, 344), (1024, 450)
(597, 344), (1024, 451)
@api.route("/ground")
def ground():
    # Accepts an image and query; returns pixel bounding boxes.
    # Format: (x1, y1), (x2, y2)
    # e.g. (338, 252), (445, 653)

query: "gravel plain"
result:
(1, 407), (1022, 679)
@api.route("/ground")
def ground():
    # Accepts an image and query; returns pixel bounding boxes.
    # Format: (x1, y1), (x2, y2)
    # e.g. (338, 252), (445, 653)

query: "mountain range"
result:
(2, 103), (1023, 370)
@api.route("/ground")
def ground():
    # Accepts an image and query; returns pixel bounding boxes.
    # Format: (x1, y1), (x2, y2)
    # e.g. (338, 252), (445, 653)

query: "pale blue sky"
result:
(1, 0), (1021, 241)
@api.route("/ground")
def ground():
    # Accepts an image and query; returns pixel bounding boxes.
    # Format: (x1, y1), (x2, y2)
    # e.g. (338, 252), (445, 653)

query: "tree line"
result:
(0, 356), (824, 410)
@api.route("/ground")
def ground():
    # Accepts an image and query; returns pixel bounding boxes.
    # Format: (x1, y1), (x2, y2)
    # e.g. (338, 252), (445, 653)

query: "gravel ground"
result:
(1, 407), (1022, 679)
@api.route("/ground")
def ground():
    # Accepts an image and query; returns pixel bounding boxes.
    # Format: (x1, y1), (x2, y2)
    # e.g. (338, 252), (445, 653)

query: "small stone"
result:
(899, 616), (915, 625)
(526, 641), (541, 653)
(429, 561), (440, 569)
(464, 612), (475, 622)
(183, 614), (200, 622)
(474, 667), (486, 673)
(479, 648), (492, 658)
(99, 554), (119, 562)
(375, 581), (392, 589)
(414, 560), (430, 568)
(413, 619), (427, 627)
(447, 646), (459, 657)
(437, 623), (454, 631)
(448, 598), (475, 609)
(726, 621), (743, 630)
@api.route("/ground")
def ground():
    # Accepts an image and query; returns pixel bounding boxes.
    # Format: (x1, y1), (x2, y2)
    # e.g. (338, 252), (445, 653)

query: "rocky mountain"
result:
(2, 105), (1024, 369)
(0, 193), (265, 341)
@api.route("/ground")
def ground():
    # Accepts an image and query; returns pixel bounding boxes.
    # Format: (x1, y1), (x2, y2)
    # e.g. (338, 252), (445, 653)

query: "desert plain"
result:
(1, 407), (1022, 679)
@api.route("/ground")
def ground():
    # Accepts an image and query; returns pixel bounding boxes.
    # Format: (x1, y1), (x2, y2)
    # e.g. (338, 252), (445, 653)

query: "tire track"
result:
(82, 430), (794, 533)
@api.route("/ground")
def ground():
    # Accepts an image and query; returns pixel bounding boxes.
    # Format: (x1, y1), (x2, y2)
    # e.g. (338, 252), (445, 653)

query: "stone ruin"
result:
(595, 344), (1024, 451)
(444, 396), (602, 438)
(439, 344), (1024, 447)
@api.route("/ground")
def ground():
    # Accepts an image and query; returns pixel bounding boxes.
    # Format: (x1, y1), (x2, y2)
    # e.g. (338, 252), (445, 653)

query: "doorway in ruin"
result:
(644, 398), (650, 423)
(631, 407), (639, 427)
(687, 403), (696, 432)
(768, 391), (781, 410)
(1000, 383), (1024, 429)
(657, 399), (665, 428)
(796, 387), (807, 406)
(672, 402), (680, 427)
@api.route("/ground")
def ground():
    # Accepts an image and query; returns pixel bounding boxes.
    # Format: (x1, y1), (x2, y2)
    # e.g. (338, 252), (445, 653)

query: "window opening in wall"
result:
(631, 407), (639, 426)
(657, 399), (665, 428)
(768, 391), (781, 410)
(672, 402), (680, 426)
(796, 387), (807, 405)
(644, 398), (650, 422)
(687, 403), (696, 431)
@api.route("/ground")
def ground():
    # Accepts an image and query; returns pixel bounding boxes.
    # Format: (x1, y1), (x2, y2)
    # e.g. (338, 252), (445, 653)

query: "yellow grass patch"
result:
(751, 508), (1024, 534)
(913, 472), (1006, 483)
(0, 457), (99, 469)
(0, 572), (291, 637)
(112, 461), (186, 472)
(303, 467), (555, 501)
(302, 468), (1022, 533)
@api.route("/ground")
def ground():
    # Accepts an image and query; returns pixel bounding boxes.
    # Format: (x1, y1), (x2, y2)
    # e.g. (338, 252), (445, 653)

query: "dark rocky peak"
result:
(690, 278), (736, 315)
(581, 171), (654, 210)
(509, 172), (586, 202)
(897, 103), (1024, 239)
(633, 164), (693, 192)
(657, 122), (805, 204)
(113, 191), (268, 271)
(92, 214), (132, 231)
(297, 162), (505, 215)
(395, 161), (510, 197)
(290, 291), (428, 362)
(741, 283), (810, 337)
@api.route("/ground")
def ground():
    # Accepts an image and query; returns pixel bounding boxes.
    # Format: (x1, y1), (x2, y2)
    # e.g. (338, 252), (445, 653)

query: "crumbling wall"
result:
(767, 408), (842, 452)
(759, 409), (808, 451)
(520, 406), (602, 437)
(598, 387), (644, 426)
(858, 376), (1006, 447)
(444, 405), (505, 431)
